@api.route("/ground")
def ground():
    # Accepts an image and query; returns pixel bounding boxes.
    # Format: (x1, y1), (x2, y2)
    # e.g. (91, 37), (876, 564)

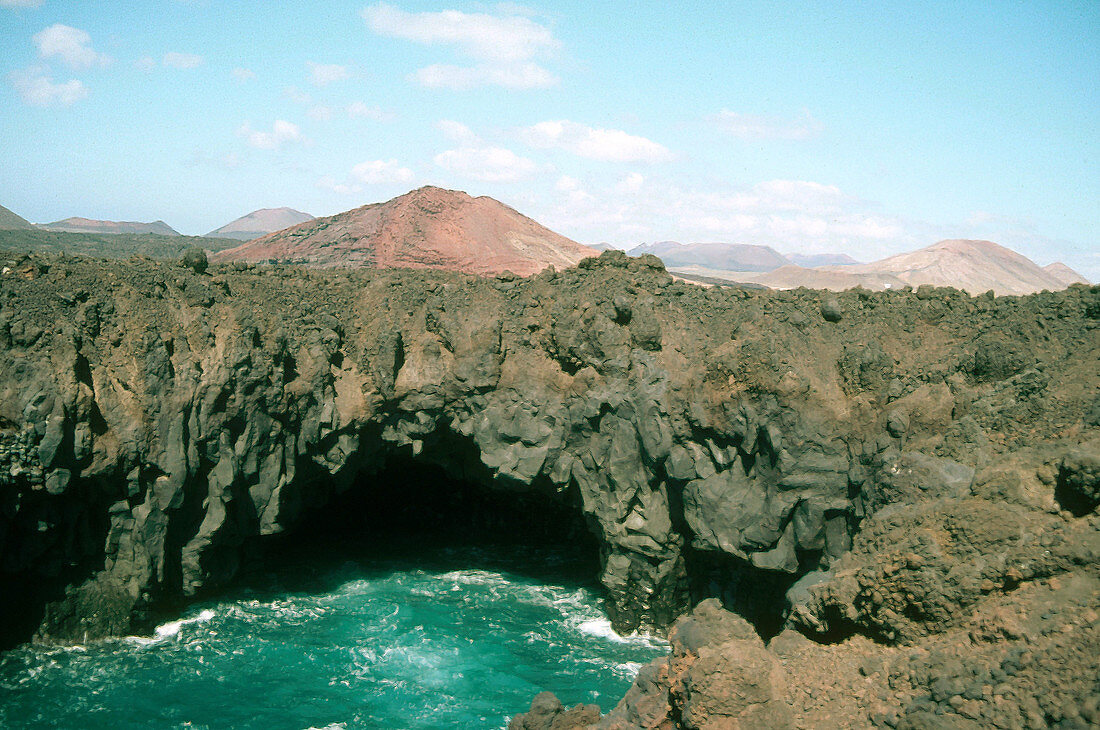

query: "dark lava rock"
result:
(1056, 445), (1100, 516)
(180, 246), (208, 274)
(821, 298), (843, 322)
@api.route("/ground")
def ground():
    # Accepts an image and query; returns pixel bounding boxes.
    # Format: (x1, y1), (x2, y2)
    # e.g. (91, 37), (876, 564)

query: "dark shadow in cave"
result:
(684, 547), (808, 641)
(233, 437), (605, 604)
(0, 475), (113, 651)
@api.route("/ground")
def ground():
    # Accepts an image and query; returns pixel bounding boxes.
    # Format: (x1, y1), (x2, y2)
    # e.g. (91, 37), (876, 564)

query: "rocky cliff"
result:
(1, 248), (1097, 725)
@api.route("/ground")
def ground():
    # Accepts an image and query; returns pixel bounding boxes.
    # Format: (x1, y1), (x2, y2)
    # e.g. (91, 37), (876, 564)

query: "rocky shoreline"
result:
(1, 248), (1097, 727)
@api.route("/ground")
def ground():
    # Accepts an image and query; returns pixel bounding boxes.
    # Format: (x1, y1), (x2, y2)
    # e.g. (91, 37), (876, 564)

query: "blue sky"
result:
(1, 1), (1097, 278)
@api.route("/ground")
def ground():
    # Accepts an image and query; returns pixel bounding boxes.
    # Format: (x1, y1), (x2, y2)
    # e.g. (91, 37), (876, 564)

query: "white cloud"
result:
(519, 120), (673, 163)
(8, 66), (87, 107)
(363, 3), (558, 62)
(363, 3), (560, 90)
(307, 61), (350, 86)
(414, 62), (556, 89)
(163, 52), (203, 69)
(317, 175), (361, 195)
(232, 67), (255, 81)
(555, 175), (580, 192)
(238, 120), (303, 150)
(617, 172), (645, 193)
(2, 0), (43, 7)
(308, 105), (333, 121)
(134, 56), (157, 72)
(436, 119), (480, 144)
(347, 101), (387, 120)
(33, 24), (110, 69)
(708, 109), (823, 140)
(283, 86), (312, 105)
(351, 159), (414, 184)
(433, 146), (537, 182)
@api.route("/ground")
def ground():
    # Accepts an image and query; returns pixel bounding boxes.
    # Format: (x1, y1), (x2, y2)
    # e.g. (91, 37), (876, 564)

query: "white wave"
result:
(125, 608), (216, 646)
(577, 618), (667, 649)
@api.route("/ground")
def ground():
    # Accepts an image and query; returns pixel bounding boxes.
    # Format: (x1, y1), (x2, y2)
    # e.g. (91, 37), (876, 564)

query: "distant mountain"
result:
(206, 207), (314, 241)
(630, 241), (790, 272)
(740, 239), (1074, 295)
(821, 239), (1073, 295)
(0, 204), (33, 230)
(1042, 262), (1090, 287)
(214, 186), (599, 277)
(588, 242), (624, 251)
(788, 252), (861, 267)
(746, 264), (906, 292)
(39, 217), (180, 236)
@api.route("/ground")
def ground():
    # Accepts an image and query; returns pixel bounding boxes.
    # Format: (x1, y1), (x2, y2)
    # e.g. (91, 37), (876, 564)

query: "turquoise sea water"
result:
(0, 545), (666, 729)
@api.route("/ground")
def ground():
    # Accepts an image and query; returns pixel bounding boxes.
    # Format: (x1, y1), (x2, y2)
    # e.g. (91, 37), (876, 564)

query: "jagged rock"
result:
(180, 247), (208, 274)
(1056, 443), (1100, 516)
(821, 298), (843, 322)
(508, 692), (600, 730)
(599, 599), (792, 729)
(0, 250), (1096, 667)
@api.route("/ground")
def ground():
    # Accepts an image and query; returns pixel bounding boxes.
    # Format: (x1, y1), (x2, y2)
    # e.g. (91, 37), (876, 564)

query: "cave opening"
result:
(241, 435), (604, 601)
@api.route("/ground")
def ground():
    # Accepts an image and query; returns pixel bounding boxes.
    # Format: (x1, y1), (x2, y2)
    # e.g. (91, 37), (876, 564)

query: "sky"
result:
(1, 1), (1098, 278)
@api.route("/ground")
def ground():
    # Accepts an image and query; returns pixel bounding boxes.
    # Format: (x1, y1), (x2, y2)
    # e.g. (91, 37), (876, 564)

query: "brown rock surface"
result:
(213, 186), (597, 276)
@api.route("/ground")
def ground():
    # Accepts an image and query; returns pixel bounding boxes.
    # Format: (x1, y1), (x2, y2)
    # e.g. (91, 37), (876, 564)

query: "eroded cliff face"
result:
(0, 249), (1097, 656)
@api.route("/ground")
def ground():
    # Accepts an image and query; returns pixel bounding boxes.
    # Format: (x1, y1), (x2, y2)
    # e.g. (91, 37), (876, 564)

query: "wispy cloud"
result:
(232, 67), (255, 81)
(436, 119), (480, 144)
(414, 62), (555, 90)
(238, 120), (303, 150)
(519, 120), (673, 163)
(708, 109), (823, 140)
(363, 2), (560, 90)
(318, 158), (415, 194)
(531, 175), (912, 258)
(163, 52), (203, 69)
(433, 146), (537, 182)
(1, 0), (44, 8)
(347, 101), (388, 120)
(351, 159), (414, 184)
(8, 65), (87, 107)
(363, 3), (558, 61)
(33, 24), (110, 69)
(307, 61), (350, 86)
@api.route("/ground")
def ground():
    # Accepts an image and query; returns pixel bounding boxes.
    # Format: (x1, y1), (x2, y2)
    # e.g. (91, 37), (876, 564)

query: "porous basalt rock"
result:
(0, 248), (1097, 679)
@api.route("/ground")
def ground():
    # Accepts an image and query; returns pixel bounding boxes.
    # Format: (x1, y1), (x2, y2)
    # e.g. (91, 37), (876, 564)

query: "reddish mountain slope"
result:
(214, 187), (597, 277)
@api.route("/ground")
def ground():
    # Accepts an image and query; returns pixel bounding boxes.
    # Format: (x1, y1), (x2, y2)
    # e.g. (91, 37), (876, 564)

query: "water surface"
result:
(0, 544), (666, 729)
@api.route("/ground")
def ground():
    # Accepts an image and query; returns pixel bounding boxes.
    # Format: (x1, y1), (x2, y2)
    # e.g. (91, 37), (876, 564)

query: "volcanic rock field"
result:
(1, 247), (1098, 728)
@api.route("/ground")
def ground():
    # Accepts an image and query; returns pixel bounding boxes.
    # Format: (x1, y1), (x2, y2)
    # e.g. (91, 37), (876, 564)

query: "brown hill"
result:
(214, 186), (598, 276)
(734, 239), (1073, 295)
(206, 207), (314, 241)
(0, 204), (33, 230)
(630, 240), (790, 272)
(741, 264), (906, 291)
(823, 239), (1071, 295)
(1043, 261), (1090, 286)
(40, 217), (180, 236)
